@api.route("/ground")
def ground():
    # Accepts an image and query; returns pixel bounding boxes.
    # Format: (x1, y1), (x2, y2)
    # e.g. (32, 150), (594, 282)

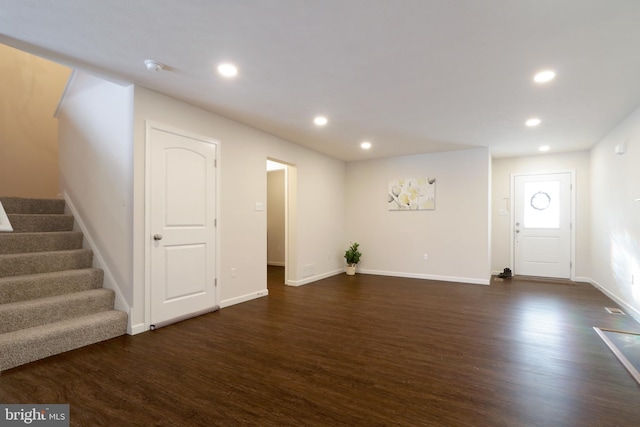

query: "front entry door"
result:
(149, 125), (217, 327)
(514, 173), (571, 279)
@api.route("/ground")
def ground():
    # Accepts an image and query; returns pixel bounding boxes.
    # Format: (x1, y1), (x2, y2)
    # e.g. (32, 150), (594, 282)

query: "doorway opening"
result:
(266, 159), (297, 289)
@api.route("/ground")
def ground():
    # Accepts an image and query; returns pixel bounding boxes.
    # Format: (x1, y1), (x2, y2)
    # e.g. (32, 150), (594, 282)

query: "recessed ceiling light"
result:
(534, 70), (556, 83)
(217, 63), (238, 77)
(526, 118), (541, 127)
(539, 145), (550, 152)
(314, 116), (328, 126)
(361, 141), (371, 150)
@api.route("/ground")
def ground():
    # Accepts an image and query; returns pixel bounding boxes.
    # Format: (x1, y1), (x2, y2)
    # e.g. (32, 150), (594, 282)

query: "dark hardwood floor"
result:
(1, 267), (640, 426)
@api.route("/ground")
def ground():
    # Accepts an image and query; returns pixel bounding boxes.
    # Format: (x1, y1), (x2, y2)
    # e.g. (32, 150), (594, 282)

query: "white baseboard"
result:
(129, 322), (146, 335)
(583, 277), (640, 324)
(358, 269), (491, 285)
(127, 307), (146, 335)
(220, 289), (269, 308)
(267, 261), (285, 267)
(287, 268), (344, 287)
(63, 192), (132, 329)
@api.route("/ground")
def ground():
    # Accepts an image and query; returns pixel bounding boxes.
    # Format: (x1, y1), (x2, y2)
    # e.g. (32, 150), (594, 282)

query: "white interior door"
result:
(514, 173), (571, 279)
(149, 126), (217, 327)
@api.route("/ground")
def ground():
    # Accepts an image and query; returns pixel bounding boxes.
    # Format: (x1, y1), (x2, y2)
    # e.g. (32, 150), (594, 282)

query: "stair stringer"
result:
(62, 192), (132, 334)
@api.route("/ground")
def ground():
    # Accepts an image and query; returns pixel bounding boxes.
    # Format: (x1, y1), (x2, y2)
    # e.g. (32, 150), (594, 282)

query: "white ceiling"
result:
(3, 0), (640, 161)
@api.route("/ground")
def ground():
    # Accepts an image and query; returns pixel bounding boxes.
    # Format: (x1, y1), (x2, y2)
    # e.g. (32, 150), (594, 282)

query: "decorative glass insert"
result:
(524, 180), (560, 228)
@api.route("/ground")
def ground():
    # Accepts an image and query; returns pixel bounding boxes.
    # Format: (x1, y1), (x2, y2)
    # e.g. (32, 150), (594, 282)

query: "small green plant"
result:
(344, 242), (362, 266)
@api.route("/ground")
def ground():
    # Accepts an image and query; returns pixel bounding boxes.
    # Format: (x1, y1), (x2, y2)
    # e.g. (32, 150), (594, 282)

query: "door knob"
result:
(153, 234), (163, 241)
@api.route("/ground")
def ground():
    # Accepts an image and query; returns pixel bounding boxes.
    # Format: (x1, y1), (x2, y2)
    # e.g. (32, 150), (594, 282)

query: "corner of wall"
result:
(53, 70), (77, 118)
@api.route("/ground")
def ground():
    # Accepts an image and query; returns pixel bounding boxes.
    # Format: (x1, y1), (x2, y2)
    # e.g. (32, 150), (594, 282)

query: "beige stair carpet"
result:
(0, 197), (127, 372)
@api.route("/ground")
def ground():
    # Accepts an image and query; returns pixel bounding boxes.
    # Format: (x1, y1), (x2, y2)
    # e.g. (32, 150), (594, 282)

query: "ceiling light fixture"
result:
(534, 70), (556, 83)
(526, 118), (541, 127)
(217, 63), (238, 77)
(314, 116), (328, 126)
(539, 145), (550, 152)
(144, 60), (164, 72)
(361, 141), (372, 150)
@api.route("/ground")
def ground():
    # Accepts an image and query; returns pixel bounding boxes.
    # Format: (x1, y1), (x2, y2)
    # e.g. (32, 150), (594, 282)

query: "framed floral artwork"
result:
(388, 177), (435, 210)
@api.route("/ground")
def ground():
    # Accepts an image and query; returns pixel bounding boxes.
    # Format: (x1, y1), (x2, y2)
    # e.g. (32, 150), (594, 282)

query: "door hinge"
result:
(214, 218), (217, 227)
(215, 278), (217, 287)
(214, 159), (217, 167)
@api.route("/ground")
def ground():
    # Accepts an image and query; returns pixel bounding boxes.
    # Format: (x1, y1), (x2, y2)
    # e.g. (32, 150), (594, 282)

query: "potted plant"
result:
(344, 242), (362, 275)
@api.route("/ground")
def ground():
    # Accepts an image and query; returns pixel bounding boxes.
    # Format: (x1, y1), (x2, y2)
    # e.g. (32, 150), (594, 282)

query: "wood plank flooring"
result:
(1, 267), (640, 426)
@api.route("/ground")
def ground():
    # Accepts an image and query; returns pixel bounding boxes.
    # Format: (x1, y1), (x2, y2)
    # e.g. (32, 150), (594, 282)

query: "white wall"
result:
(491, 151), (591, 277)
(132, 87), (346, 329)
(267, 170), (285, 266)
(590, 106), (640, 320)
(57, 72), (134, 317)
(345, 147), (491, 284)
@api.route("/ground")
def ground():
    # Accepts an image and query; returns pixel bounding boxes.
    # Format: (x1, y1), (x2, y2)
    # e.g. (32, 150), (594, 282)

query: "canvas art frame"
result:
(388, 177), (436, 210)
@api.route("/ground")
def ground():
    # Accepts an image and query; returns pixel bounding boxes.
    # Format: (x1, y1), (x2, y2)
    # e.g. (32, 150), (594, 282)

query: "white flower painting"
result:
(388, 177), (436, 210)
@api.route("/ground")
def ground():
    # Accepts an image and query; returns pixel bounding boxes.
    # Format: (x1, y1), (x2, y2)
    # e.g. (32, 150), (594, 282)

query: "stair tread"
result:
(0, 230), (82, 237)
(0, 309), (127, 339)
(7, 213), (73, 217)
(0, 248), (92, 258)
(0, 289), (115, 334)
(0, 231), (84, 254)
(0, 310), (127, 371)
(0, 197), (65, 214)
(0, 230), (81, 236)
(0, 288), (114, 312)
(0, 268), (102, 283)
(0, 249), (94, 279)
(0, 268), (104, 304)
(6, 213), (74, 233)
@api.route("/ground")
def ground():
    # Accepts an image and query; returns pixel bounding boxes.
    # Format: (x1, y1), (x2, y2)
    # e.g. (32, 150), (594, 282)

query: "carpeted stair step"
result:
(0, 196), (129, 372)
(0, 288), (116, 334)
(7, 214), (74, 232)
(0, 249), (93, 278)
(0, 197), (65, 215)
(0, 310), (127, 372)
(0, 268), (104, 305)
(0, 231), (83, 254)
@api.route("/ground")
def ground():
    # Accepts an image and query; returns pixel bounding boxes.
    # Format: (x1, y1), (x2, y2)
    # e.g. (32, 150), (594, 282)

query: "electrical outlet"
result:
(231, 268), (236, 278)
(632, 274), (635, 285)
(423, 254), (429, 261)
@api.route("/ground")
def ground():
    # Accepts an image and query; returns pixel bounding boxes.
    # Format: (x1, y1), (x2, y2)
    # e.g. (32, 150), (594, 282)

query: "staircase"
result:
(0, 197), (127, 372)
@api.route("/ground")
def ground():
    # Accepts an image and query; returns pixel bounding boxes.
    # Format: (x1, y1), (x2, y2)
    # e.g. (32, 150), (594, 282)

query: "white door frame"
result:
(266, 157), (297, 286)
(509, 170), (576, 280)
(144, 121), (221, 331)
(285, 164), (297, 286)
